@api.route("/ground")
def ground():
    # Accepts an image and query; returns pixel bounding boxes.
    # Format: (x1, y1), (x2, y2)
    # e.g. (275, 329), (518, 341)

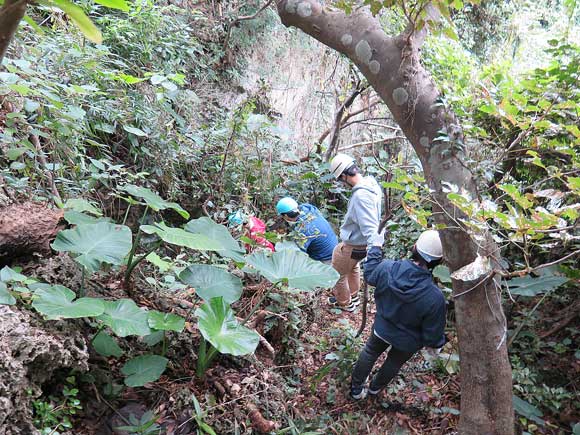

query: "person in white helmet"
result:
(328, 153), (382, 312)
(350, 229), (447, 400)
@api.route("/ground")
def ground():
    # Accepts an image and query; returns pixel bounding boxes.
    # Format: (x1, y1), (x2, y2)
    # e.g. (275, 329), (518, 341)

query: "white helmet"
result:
(416, 230), (443, 261)
(330, 153), (356, 179)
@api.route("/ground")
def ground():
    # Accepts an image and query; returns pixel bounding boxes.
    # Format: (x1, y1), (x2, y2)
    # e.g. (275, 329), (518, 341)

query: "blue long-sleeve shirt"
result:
(364, 246), (446, 352)
(292, 204), (338, 262)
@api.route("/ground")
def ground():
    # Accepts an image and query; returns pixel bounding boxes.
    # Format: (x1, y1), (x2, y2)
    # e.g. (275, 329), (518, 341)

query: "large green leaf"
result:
(31, 285), (104, 320)
(63, 210), (112, 226)
(51, 222), (132, 273)
(0, 266), (28, 283)
(93, 0), (129, 11)
(0, 282), (16, 306)
(508, 274), (569, 297)
(195, 297), (259, 356)
(185, 218), (245, 261)
(141, 222), (221, 251)
(97, 299), (152, 337)
(513, 395), (545, 425)
(246, 249), (339, 290)
(46, 0), (103, 43)
(63, 198), (102, 216)
(92, 331), (124, 357)
(179, 264), (242, 303)
(121, 355), (168, 387)
(148, 311), (185, 332)
(121, 184), (189, 219)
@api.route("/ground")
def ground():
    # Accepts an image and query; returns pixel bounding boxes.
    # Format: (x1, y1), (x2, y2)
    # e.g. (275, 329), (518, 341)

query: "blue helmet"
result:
(276, 197), (299, 215)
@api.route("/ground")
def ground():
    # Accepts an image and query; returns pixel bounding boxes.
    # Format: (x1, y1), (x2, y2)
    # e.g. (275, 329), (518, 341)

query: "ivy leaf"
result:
(121, 355), (168, 387)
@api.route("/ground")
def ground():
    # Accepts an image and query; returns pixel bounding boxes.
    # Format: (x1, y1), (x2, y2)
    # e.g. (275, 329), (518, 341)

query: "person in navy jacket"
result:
(350, 229), (447, 399)
(276, 197), (338, 264)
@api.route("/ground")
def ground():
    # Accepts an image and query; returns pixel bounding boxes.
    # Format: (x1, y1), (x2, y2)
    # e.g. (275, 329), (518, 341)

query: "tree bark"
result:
(0, 0), (27, 67)
(275, 2), (514, 434)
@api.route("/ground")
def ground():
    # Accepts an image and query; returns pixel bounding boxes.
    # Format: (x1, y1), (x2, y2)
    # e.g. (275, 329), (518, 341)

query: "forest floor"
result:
(8, 252), (576, 435)
(65, 268), (462, 435)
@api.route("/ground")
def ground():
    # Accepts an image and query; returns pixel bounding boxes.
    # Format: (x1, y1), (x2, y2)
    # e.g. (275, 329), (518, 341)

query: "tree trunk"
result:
(0, 0), (27, 67)
(275, 2), (514, 433)
(0, 202), (65, 263)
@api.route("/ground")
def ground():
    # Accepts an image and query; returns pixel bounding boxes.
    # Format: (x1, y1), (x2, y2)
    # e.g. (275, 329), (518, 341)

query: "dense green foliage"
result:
(0, 0), (578, 434)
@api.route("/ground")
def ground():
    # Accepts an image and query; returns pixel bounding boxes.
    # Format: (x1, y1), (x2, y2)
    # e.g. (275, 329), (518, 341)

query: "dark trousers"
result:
(351, 332), (415, 391)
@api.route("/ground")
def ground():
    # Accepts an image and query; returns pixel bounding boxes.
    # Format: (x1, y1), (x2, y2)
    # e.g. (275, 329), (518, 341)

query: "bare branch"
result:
(223, 0), (274, 53)
(323, 83), (367, 161)
(501, 250), (580, 278)
(337, 134), (405, 152)
(316, 98), (381, 147)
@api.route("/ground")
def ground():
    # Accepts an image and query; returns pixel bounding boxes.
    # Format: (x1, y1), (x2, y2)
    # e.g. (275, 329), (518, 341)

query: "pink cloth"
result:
(246, 216), (275, 252)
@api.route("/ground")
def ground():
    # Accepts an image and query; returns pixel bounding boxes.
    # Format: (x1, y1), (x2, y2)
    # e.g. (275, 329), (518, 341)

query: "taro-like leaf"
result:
(179, 264), (242, 303)
(0, 282), (16, 305)
(185, 217), (245, 261)
(508, 274), (568, 297)
(92, 331), (124, 357)
(121, 355), (168, 387)
(141, 222), (221, 251)
(121, 184), (189, 219)
(31, 285), (104, 319)
(246, 249), (339, 290)
(195, 297), (259, 356)
(0, 266), (28, 283)
(148, 311), (185, 332)
(64, 210), (112, 226)
(97, 299), (151, 337)
(51, 222), (132, 273)
(513, 395), (545, 426)
(63, 198), (102, 216)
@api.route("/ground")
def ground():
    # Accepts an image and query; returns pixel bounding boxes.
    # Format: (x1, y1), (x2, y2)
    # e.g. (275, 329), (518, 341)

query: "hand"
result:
(369, 229), (385, 247)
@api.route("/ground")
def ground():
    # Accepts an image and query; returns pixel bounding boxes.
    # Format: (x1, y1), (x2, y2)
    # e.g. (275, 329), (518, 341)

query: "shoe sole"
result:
(328, 298), (358, 312)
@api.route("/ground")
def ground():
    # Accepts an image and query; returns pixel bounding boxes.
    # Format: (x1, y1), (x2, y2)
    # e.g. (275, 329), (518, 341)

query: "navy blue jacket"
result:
(292, 204), (338, 262)
(364, 246), (446, 353)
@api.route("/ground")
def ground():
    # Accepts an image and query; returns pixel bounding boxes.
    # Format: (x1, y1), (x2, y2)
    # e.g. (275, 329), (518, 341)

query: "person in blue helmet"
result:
(276, 197), (338, 264)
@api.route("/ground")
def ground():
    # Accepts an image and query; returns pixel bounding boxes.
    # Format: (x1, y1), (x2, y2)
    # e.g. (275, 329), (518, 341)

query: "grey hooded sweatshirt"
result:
(340, 176), (382, 246)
